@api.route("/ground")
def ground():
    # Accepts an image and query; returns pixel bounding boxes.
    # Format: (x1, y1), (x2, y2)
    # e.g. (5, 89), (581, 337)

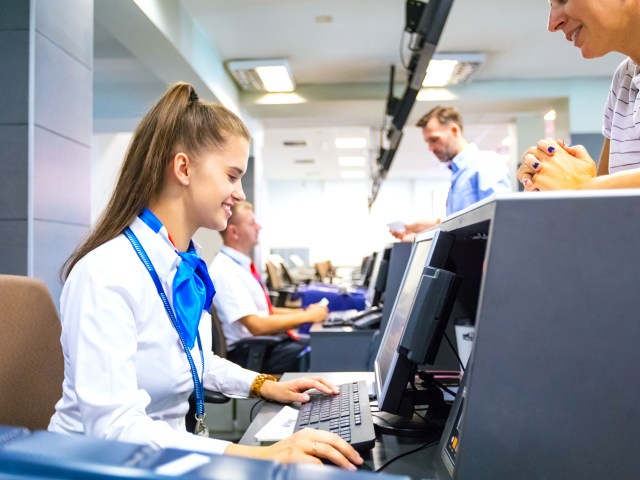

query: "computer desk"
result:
(307, 325), (375, 371)
(239, 372), (439, 480)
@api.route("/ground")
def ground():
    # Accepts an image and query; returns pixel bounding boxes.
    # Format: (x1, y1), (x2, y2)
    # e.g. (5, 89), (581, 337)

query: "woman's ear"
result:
(172, 152), (190, 186)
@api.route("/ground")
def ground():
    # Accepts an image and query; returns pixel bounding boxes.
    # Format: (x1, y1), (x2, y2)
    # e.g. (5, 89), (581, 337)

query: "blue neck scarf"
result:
(139, 208), (215, 349)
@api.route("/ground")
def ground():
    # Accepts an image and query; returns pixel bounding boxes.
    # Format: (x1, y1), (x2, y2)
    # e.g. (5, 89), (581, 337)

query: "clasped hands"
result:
(518, 138), (597, 191)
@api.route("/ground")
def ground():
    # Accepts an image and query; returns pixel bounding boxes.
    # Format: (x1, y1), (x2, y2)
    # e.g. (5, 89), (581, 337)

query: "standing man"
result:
(208, 201), (328, 373)
(391, 106), (512, 241)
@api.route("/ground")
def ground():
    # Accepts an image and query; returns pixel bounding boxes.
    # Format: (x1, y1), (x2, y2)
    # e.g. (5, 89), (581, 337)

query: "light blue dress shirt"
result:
(446, 144), (512, 216)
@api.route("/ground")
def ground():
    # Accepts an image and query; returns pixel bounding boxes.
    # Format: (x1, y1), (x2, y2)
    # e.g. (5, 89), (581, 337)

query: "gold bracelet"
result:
(249, 373), (277, 398)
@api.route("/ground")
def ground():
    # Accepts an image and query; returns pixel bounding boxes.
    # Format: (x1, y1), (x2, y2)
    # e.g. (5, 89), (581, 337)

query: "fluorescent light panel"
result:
(422, 53), (485, 88)
(255, 65), (294, 92)
(338, 156), (366, 167)
(256, 93), (307, 105)
(227, 59), (296, 93)
(335, 137), (367, 149)
(416, 88), (457, 102)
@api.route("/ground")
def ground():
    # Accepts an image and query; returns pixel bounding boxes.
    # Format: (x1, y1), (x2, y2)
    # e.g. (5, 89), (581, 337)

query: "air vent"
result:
(283, 140), (307, 147)
(294, 159), (315, 164)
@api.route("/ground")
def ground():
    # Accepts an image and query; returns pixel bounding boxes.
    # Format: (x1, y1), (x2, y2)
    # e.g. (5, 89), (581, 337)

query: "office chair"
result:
(265, 260), (297, 308)
(210, 305), (284, 373)
(314, 260), (337, 283)
(0, 274), (226, 436)
(0, 275), (64, 430)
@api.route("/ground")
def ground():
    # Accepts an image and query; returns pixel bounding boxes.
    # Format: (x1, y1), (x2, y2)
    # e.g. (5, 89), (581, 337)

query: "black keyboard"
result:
(293, 380), (376, 451)
(323, 309), (358, 327)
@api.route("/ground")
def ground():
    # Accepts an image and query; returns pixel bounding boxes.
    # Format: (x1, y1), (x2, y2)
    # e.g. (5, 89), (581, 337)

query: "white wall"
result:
(262, 178), (450, 268)
(91, 133), (458, 271)
(91, 133), (133, 224)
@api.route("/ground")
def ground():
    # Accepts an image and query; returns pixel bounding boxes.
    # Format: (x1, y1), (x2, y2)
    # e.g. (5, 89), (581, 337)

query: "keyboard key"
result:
(293, 380), (375, 451)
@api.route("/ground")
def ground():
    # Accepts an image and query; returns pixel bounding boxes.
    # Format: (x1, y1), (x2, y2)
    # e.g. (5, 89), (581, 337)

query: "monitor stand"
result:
(373, 380), (452, 438)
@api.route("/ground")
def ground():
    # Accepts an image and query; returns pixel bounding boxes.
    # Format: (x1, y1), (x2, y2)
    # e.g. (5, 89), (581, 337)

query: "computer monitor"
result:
(398, 266), (459, 366)
(373, 229), (458, 434)
(355, 254), (375, 288)
(364, 246), (392, 308)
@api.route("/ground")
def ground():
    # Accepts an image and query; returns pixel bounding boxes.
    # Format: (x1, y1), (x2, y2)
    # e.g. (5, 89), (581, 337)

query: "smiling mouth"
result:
(569, 26), (581, 45)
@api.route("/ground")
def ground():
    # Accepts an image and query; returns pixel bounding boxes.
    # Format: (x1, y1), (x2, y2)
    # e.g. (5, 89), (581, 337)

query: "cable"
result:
(375, 440), (439, 472)
(444, 331), (465, 372)
(249, 399), (264, 422)
(431, 378), (457, 398)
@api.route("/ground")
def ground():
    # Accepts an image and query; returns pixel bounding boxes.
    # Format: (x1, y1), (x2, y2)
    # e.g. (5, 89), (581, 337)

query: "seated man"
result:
(208, 201), (328, 373)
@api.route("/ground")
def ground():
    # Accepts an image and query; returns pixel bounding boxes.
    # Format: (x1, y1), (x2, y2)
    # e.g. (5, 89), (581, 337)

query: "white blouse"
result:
(48, 217), (259, 455)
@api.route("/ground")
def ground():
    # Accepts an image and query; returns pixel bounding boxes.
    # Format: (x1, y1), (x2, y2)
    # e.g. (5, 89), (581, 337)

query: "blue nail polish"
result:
(533, 162), (540, 169)
(548, 146), (555, 153)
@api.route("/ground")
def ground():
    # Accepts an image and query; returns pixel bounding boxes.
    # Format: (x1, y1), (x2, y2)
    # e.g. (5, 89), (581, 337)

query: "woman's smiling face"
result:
(547, 0), (629, 59)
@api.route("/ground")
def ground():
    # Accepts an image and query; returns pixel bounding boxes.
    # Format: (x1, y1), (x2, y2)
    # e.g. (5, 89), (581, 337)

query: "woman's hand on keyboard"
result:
(265, 428), (363, 469)
(259, 376), (339, 404)
(227, 428), (363, 469)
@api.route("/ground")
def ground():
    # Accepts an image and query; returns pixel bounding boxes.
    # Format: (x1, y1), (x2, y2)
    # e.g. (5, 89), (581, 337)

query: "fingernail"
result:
(348, 464), (357, 471)
(547, 146), (555, 153)
(302, 394), (310, 402)
(533, 162), (539, 169)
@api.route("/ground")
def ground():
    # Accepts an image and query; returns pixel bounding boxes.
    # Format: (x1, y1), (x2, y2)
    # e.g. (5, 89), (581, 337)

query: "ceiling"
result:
(94, 0), (625, 182)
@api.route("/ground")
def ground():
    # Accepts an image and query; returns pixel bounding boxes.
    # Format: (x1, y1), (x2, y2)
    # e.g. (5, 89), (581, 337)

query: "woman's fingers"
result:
(306, 431), (362, 470)
(518, 152), (543, 190)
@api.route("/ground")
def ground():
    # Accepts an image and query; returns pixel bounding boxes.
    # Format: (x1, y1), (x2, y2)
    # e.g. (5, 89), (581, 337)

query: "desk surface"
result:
(239, 372), (439, 480)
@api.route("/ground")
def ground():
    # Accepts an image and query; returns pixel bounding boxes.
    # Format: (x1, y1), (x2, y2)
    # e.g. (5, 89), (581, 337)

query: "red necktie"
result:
(250, 262), (274, 315)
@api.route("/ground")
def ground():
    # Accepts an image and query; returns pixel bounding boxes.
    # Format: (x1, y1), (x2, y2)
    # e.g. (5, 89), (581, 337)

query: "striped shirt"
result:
(603, 58), (640, 173)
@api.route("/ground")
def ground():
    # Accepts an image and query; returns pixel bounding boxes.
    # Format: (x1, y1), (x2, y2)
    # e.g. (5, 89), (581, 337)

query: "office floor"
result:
(205, 398), (262, 442)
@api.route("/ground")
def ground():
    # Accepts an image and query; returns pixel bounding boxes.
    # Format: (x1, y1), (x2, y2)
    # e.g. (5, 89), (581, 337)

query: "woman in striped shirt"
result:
(518, 0), (640, 191)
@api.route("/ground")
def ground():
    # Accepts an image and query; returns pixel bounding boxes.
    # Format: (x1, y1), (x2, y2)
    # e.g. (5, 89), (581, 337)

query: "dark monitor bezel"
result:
(374, 228), (455, 416)
(398, 266), (459, 365)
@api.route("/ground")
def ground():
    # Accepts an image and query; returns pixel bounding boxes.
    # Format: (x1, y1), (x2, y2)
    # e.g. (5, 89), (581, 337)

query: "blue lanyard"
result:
(123, 227), (206, 423)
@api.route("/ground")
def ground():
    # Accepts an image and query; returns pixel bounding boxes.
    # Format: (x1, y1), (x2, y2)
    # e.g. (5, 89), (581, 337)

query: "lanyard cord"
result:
(124, 227), (206, 419)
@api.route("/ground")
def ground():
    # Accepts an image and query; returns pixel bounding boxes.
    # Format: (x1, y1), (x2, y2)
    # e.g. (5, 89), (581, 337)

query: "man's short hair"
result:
(416, 106), (464, 133)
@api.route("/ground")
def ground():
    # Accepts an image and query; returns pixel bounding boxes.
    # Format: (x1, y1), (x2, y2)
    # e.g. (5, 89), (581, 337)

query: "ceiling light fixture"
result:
(255, 93), (307, 105)
(338, 156), (366, 167)
(422, 53), (485, 88)
(335, 137), (367, 149)
(416, 88), (457, 102)
(226, 59), (296, 92)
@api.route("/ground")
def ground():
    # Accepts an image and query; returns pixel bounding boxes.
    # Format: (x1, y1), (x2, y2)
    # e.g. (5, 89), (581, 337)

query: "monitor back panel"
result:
(435, 192), (640, 480)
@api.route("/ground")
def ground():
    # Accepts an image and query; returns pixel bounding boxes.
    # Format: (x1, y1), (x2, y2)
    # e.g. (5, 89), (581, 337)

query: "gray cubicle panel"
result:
(433, 191), (640, 480)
